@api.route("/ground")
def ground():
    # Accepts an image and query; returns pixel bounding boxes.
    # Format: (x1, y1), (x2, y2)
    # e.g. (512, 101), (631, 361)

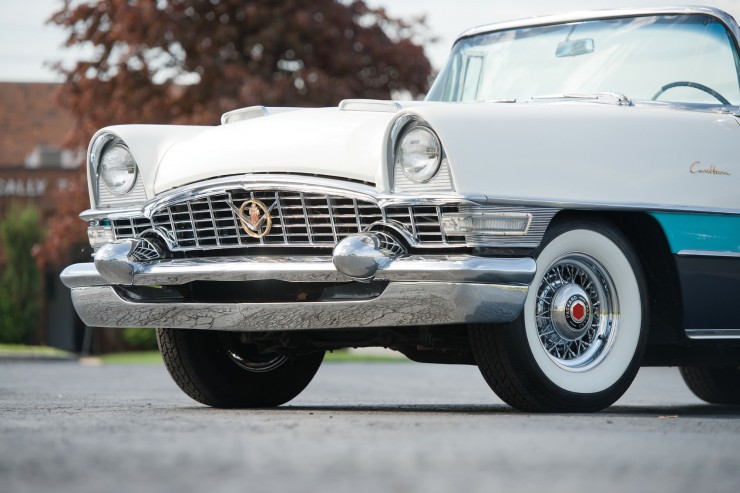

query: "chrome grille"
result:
(111, 189), (463, 251)
(384, 204), (466, 245)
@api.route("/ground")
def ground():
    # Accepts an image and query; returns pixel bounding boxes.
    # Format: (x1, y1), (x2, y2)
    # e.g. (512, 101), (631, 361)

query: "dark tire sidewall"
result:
(159, 328), (324, 408)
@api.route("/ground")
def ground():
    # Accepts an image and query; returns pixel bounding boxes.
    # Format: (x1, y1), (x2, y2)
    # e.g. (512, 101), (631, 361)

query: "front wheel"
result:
(157, 328), (324, 408)
(680, 366), (740, 405)
(470, 219), (648, 412)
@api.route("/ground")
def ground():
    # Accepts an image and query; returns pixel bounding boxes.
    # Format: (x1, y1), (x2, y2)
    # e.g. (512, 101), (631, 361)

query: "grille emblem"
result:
(238, 199), (274, 238)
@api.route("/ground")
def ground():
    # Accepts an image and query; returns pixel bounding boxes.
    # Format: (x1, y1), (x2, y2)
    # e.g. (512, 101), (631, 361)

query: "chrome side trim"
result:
(459, 6), (740, 46)
(81, 193), (740, 222)
(686, 329), (740, 340)
(80, 198), (740, 222)
(60, 255), (536, 288)
(70, 282), (528, 331)
(479, 196), (740, 216)
(677, 250), (740, 258)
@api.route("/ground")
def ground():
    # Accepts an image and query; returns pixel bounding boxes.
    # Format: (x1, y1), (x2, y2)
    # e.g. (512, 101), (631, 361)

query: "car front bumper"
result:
(61, 237), (536, 332)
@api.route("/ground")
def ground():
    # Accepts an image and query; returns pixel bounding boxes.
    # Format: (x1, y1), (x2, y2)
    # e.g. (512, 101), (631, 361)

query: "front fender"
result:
(87, 125), (212, 207)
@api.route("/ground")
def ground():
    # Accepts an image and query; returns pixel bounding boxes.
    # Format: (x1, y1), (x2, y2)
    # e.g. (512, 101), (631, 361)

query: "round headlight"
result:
(100, 144), (138, 195)
(397, 126), (442, 183)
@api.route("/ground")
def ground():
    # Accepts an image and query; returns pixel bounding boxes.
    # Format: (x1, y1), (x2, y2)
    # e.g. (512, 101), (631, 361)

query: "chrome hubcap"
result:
(550, 284), (592, 340)
(219, 333), (288, 373)
(535, 254), (619, 371)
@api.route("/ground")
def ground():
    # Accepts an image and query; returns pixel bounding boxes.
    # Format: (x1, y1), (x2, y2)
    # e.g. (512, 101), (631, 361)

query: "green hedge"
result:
(0, 203), (45, 344)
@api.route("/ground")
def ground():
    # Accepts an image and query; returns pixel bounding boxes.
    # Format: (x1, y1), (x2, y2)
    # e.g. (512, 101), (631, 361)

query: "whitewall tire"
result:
(470, 218), (648, 412)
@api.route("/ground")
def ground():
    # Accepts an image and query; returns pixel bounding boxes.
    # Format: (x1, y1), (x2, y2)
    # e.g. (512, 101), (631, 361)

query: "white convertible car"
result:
(62, 6), (740, 412)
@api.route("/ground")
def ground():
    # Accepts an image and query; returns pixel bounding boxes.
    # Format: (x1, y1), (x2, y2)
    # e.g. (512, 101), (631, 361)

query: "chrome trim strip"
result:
(70, 282), (528, 331)
(60, 255), (536, 288)
(86, 193), (701, 221)
(458, 6), (740, 45)
(480, 196), (740, 216)
(81, 207), (145, 222)
(686, 329), (740, 340)
(677, 250), (740, 258)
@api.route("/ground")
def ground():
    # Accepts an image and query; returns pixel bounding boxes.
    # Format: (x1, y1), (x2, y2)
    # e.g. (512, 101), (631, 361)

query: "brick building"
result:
(0, 82), (85, 351)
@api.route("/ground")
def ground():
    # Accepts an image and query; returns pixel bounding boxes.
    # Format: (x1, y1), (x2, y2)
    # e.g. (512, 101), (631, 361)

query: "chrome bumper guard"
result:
(61, 236), (536, 332)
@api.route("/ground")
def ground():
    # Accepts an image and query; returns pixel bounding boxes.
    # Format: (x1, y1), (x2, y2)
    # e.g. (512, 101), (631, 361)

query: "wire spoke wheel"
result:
(535, 255), (618, 371)
(469, 219), (648, 412)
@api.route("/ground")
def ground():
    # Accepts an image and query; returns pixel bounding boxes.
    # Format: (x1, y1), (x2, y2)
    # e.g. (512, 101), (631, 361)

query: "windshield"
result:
(427, 14), (740, 106)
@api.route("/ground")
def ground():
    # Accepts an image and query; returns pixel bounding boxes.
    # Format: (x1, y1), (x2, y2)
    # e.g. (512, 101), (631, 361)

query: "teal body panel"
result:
(649, 212), (740, 253)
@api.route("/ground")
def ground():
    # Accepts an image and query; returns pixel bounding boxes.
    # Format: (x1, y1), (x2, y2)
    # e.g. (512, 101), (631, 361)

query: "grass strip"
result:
(325, 350), (408, 363)
(0, 344), (73, 359)
(99, 351), (163, 365)
(96, 349), (407, 364)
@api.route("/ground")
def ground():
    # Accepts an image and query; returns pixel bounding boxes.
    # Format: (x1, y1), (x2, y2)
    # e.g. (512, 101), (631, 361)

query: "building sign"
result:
(0, 178), (53, 197)
(0, 170), (78, 214)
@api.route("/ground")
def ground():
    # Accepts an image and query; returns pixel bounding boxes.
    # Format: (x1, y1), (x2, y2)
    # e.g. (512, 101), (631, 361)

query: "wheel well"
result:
(548, 210), (684, 346)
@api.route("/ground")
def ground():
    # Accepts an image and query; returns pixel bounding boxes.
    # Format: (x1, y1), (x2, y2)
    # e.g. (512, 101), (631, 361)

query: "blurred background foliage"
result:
(122, 328), (159, 351)
(0, 203), (45, 343)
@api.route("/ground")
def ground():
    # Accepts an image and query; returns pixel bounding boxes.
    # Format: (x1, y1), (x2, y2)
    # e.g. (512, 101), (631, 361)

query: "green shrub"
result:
(0, 203), (45, 343)
(122, 327), (158, 350)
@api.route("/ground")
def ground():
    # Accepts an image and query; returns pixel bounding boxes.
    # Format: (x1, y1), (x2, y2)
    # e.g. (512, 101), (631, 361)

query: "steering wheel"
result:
(652, 81), (730, 105)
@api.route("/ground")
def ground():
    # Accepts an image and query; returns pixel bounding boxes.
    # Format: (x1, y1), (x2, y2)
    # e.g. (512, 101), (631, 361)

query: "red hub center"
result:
(571, 302), (586, 322)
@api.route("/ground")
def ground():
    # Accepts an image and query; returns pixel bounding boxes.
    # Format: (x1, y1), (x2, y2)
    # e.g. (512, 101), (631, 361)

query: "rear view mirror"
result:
(556, 38), (594, 57)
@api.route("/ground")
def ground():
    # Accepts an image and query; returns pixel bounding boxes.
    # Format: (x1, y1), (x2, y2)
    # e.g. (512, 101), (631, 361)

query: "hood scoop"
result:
(339, 99), (401, 113)
(221, 106), (269, 125)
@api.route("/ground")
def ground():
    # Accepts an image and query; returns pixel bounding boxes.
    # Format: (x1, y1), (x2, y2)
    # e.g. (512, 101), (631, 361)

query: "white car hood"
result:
(154, 107), (396, 194)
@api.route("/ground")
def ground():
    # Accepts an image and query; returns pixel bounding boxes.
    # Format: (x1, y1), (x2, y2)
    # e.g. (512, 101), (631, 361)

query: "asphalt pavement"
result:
(2, 361), (739, 493)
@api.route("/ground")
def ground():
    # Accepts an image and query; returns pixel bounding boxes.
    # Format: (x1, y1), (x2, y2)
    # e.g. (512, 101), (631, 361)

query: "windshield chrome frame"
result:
(458, 6), (740, 43)
(434, 6), (740, 113)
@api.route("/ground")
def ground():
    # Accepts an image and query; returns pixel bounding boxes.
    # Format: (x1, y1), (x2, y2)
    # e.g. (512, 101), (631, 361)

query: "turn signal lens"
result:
(442, 213), (532, 236)
(87, 224), (115, 249)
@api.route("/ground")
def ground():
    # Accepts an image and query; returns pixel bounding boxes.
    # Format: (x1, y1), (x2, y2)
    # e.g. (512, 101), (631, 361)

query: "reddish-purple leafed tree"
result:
(44, 0), (433, 264)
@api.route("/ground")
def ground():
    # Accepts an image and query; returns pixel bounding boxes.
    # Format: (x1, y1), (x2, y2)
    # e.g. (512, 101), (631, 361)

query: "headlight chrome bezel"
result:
(395, 123), (443, 184)
(99, 142), (139, 196)
(389, 115), (454, 193)
(88, 132), (147, 209)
